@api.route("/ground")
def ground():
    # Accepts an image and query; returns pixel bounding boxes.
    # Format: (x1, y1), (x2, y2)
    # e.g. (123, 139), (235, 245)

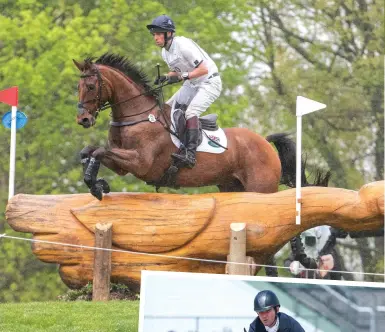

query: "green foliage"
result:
(58, 282), (94, 301)
(58, 282), (140, 301)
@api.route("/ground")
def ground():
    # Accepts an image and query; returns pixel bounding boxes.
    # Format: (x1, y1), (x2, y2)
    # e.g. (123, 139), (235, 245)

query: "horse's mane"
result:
(84, 53), (158, 98)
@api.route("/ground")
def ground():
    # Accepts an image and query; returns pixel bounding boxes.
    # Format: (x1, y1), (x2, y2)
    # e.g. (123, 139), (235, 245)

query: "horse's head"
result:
(73, 59), (108, 128)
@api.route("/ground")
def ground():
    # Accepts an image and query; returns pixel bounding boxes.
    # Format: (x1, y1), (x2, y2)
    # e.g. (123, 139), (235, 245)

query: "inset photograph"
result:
(139, 271), (385, 332)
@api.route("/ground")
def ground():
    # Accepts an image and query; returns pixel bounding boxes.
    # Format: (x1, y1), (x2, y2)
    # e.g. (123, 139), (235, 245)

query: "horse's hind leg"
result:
(238, 166), (280, 193)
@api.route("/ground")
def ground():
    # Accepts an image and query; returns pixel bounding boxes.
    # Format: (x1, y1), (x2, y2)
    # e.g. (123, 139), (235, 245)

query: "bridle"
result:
(77, 67), (105, 119)
(77, 65), (177, 134)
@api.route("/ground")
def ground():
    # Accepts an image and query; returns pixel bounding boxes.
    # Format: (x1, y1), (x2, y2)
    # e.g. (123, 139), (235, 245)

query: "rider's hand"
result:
(154, 75), (168, 85)
(289, 261), (304, 275)
(167, 75), (182, 84)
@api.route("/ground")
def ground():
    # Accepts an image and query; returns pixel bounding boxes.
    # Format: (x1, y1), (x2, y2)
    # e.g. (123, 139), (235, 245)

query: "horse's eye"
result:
(87, 84), (95, 91)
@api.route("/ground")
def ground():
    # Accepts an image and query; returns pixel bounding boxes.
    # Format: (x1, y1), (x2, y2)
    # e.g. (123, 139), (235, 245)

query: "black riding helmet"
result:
(254, 290), (280, 313)
(146, 14), (175, 47)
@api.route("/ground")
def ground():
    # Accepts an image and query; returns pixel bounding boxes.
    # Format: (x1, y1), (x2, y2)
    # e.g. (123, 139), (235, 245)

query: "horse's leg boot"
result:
(84, 157), (100, 188)
(172, 116), (200, 169)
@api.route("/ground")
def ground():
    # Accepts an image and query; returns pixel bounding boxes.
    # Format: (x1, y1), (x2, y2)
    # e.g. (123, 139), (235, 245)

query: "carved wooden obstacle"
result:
(5, 181), (384, 290)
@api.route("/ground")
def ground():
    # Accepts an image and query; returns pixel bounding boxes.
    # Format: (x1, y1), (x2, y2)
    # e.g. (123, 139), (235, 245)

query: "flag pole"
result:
(295, 114), (302, 225)
(0, 86), (19, 199)
(295, 96), (326, 225)
(9, 105), (17, 199)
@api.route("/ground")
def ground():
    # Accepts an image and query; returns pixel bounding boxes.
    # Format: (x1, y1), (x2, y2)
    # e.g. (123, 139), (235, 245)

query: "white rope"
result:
(0, 233), (383, 277)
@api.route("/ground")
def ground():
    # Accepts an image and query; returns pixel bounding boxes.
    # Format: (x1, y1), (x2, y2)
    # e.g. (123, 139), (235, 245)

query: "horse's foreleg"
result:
(80, 145), (99, 160)
(96, 148), (151, 177)
(79, 145), (99, 188)
(85, 147), (152, 200)
(81, 147), (112, 200)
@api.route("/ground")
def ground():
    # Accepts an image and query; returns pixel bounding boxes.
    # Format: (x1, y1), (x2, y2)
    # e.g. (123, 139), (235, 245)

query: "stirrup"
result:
(171, 151), (196, 169)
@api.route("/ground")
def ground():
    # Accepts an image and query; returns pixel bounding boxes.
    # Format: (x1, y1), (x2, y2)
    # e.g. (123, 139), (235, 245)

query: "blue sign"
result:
(1, 110), (28, 129)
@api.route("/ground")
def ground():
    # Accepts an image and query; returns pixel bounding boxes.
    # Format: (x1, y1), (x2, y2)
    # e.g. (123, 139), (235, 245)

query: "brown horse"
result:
(74, 53), (324, 200)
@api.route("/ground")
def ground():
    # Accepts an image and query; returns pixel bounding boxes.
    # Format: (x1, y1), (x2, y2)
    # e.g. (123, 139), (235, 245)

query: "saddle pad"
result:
(170, 108), (228, 154)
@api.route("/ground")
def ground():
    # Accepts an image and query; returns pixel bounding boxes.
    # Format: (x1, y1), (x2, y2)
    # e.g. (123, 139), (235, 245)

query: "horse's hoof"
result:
(90, 184), (103, 201)
(97, 178), (110, 194)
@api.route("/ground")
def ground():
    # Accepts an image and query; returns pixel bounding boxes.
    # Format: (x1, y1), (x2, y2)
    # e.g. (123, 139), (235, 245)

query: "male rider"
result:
(248, 290), (305, 332)
(146, 14), (222, 168)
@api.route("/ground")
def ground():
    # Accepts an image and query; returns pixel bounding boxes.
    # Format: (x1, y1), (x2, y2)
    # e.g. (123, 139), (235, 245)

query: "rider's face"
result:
(257, 307), (277, 327)
(152, 32), (171, 47)
(152, 32), (165, 47)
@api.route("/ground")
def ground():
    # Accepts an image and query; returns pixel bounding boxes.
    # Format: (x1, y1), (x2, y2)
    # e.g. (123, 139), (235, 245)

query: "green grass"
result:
(0, 301), (139, 332)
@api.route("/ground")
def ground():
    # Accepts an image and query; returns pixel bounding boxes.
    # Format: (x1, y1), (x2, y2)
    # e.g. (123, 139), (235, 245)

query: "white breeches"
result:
(166, 76), (222, 120)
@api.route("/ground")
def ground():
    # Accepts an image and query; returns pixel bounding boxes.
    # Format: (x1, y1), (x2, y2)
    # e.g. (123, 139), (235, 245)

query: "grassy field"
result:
(0, 300), (139, 332)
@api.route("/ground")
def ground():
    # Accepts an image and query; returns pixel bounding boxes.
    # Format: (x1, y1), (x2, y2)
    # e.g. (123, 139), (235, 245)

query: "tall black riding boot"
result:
(172, 116), (200, 168)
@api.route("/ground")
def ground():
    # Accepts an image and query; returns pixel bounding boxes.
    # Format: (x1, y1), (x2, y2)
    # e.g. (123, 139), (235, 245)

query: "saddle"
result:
(173, 109), (218, 143)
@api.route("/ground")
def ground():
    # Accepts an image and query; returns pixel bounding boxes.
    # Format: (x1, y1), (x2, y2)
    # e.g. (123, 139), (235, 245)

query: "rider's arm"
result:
(184, 61), (208, 79)
(179, 38), (209, 79)
(166, 62), (208, 80)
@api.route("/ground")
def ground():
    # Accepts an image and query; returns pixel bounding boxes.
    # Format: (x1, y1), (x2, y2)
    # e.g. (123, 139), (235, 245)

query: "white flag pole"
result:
(296, 96), (327, 225)
(296, 114), (302, 225)
(9, 105), (17, 199)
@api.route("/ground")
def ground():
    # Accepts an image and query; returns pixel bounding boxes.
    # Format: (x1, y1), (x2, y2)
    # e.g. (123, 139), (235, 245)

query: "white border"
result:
(138, 270), (385, 332)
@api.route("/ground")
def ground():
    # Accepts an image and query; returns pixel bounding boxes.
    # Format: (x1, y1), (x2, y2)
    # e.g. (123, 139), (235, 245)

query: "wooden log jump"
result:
(5, 181), (384, 290)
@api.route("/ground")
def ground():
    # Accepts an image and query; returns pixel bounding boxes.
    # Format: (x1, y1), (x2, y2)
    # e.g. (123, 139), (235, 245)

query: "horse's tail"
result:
(266, 133), (331, 188)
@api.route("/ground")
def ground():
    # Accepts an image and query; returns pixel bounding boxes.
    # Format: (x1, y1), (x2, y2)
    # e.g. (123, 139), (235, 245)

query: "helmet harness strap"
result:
(163, 32), (173, 48)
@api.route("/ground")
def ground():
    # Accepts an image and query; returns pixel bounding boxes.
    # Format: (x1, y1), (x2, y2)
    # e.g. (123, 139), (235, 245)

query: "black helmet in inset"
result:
(146, 14), (176, 33)
(254, 290), (280, 312)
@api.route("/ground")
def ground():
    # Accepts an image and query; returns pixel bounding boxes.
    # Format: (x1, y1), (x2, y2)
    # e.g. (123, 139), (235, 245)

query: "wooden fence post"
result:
(226, 222), (253, 275)
(92, 223), (112, 301)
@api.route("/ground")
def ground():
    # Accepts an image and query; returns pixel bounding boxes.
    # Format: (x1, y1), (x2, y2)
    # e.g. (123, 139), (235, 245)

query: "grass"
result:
(0, 300), (139, 332)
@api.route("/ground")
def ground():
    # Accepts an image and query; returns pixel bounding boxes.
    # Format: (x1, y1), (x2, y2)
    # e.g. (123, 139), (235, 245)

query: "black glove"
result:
(291, 236), (306, 262)
(154, 75), (167, 85)
(167, 75), (182, 84)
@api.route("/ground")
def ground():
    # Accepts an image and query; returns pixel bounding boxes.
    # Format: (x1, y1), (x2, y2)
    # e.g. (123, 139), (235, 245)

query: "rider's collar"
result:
(264, 316), (279, 332)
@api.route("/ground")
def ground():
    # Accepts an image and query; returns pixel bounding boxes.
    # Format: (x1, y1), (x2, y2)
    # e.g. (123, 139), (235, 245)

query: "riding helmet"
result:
(146, 14), (176, 32)
(254, 290), (280, 312)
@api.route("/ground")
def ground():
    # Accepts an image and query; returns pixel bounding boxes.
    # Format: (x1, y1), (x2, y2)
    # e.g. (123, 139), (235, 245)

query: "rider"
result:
(146, 14), (222, 168)
(248, 290), (305, 332)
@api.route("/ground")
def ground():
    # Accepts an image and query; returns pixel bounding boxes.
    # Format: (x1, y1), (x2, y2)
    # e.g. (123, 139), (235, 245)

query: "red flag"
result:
(0, 86), (18, 107)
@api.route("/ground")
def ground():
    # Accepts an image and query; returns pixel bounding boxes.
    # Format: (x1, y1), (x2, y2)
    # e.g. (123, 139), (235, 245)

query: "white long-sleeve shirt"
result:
(161, 36), (218, 85)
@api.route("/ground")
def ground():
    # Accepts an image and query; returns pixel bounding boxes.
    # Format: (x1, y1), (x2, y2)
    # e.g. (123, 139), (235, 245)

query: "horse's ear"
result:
(73, 59), (85, 72)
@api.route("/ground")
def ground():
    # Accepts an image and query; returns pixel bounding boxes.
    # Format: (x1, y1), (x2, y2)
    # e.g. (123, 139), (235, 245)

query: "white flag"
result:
(296, 96), (326, 116)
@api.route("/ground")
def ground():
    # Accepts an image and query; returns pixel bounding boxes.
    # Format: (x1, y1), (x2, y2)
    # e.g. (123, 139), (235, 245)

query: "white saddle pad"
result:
(170, 110), (228, 154)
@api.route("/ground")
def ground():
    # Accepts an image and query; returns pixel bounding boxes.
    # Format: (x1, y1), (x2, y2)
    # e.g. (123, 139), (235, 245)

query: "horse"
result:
(74, 53), (328, 201)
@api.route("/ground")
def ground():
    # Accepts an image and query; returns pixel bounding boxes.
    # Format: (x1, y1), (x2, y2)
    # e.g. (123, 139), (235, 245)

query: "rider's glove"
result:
(167, 75), (182, 84)
(154, 75), (168, 85)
